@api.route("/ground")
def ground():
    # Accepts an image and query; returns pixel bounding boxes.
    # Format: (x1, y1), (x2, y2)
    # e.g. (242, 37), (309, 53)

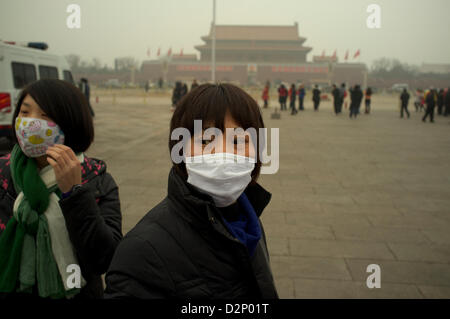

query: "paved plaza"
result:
(5, 89), (449, 298)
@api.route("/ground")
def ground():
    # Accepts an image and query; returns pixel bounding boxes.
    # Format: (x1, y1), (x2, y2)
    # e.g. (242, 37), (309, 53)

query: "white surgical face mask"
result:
(185, 153), (256, 207)
(15, 117), (65, 158)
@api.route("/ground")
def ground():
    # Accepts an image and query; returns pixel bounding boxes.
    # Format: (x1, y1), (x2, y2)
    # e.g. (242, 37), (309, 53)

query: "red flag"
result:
(167, 48), (172, 56)
(332, 50), (337, 59)
(180, 48), (183, 56)
(344, 50), (349, 61)
(321, 50), (325, 58)
(354, 49), (360, 59)
(157, 48), (160, 56)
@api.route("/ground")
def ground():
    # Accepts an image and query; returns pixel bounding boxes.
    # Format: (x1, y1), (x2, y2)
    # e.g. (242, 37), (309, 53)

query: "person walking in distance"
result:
(364, 87), (372, 114)
(312, 85), (321, 111)
(400, 88), (410, 119)
(423, 88), (437, 123)
(190, 79), (199, 91)
(298, 84), (305, 111)
(278, 84), (288, 111)
(172, 81), (183, 109)
(339, 83), (346, 113)
(349, 85), (363, 119)
(289, 84), (297, 115)
(181, 83), (188, 98)
(262, 82), (269, 109)
(444, 87), (450, 117)
(437, 89), (445, 116)
(331, 84), (340, 115)
(414, 89), (423, 112)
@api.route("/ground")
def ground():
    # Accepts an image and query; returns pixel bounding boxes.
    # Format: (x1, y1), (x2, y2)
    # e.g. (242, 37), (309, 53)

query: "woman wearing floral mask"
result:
(105, 83), (278, 299)
(0, 79), (122, 299)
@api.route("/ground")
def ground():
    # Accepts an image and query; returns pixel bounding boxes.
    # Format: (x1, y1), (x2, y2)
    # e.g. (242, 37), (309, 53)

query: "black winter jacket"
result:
(350, 88), (363, 108)
(426, 91), (437, 107)
(0, 153), (122, 299)
(400, 92), (410, 106)
(312, 88), (321, 102)
(445, 90), (450, 107)
(104, 168), (278, 299)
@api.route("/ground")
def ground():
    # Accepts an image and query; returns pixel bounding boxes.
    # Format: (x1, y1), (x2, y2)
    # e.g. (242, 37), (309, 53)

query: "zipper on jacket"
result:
(207, 208), (266, 298)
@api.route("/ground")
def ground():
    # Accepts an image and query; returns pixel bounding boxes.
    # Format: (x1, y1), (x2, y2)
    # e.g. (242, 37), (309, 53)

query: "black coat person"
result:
(312, 85), (321, 111)
(338, 83), (346, 113)
(190, 79), (199, 91)
(349, 85), (363, 118)
(289, 84), (297, 115)
(104, 83), (278, 299)
(445, 88), (450, 117)
(423, 89), (437, 123)
(181, 83), (188, 97)
(0, 155), (121, 299)
(0, 79), (122, 299)
(278, 84), (288, 110)
(400, 89), (410, 118)
(298, 86), (306, 110)
(104, 168), (277, 299)
(332, 85), (340, 115)
(364, 87), (373, 114)
(172, 82), (183, 107)
(437, 89), (445, 115)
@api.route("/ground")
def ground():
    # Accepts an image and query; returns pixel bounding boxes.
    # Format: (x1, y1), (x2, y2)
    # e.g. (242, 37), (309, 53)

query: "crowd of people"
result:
(396, 87), (450, 122)
(171, 79), (199, 108)
(411, 88), (450, 122)
(261, 82), (450, 123)
(171, 81), (187, 107)
(262, 82), (373, 119)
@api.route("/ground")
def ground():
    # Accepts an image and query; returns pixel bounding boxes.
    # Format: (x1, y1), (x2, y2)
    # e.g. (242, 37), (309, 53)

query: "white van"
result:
(391, 83), (409, 93)
(0, 41), (74, 143)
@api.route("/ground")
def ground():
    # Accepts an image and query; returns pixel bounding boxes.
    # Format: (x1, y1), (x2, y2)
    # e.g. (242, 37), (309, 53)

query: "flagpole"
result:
(212, 0), (216, 83)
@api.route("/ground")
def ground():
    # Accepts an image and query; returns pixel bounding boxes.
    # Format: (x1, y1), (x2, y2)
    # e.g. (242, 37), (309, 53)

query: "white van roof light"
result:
(3, 41), (48, 50)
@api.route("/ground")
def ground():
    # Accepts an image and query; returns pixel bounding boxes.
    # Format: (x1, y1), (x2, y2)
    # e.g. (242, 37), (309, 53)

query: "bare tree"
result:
(114, 56), (139, 71)
(65, 54), (81, 70)
(91, 57), (102, 70)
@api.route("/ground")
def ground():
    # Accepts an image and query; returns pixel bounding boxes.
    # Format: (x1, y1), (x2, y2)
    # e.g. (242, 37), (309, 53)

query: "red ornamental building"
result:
(140, 23), (367, 86)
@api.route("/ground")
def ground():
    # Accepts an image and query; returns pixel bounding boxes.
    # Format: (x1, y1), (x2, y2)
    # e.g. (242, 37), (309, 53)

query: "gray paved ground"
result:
(86, 90), (450, 299)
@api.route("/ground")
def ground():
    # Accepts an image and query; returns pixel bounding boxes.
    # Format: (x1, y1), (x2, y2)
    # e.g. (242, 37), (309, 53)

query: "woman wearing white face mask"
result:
(0, 79), (122, 299)
(105, 83), (278, 299)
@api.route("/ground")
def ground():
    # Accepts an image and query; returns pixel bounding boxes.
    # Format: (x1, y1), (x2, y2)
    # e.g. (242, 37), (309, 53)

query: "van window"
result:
(39, 65), (58, 79)
(11, 62), (37, 88)
(63, 70), (74, 84)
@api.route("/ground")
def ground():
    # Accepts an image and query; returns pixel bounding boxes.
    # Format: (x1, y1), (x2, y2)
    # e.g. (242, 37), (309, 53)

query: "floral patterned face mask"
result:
(15, 117), (65, 158)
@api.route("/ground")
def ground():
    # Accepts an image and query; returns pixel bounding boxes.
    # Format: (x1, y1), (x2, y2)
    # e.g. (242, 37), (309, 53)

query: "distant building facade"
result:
(195, 23), (311, 64)
(140, 23), (367, 87)
(419, 63), (450, 74)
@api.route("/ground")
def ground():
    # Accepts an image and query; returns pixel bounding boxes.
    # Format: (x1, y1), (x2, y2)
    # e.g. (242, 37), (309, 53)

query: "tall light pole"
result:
(211, 0), (216, 83)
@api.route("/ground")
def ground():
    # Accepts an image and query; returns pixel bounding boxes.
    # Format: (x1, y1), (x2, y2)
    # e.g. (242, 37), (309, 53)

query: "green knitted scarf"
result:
(0, 145), (70, 298)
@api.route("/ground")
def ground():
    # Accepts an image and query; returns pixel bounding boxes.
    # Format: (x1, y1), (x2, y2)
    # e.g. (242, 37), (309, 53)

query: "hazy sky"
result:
(1, 0), (449, 68)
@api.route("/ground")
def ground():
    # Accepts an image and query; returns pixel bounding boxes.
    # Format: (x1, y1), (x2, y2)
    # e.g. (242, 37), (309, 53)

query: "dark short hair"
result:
(169, 83), (265, 183)
(12, 79), (94, 153)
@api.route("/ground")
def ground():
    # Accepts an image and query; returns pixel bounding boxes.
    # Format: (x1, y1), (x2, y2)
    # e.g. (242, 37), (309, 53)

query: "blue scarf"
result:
(222, 193), (262, 256)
